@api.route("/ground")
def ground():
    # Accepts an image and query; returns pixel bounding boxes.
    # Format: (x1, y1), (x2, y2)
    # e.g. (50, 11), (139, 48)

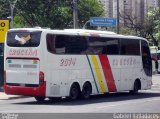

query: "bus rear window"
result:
(7, 31), (41, 47)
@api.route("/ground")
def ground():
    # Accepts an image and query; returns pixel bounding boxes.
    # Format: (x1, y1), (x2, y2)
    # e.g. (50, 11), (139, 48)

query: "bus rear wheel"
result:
(69, 83), (80, 100)
(130, 80), (140, 94)
(81, 82), (92, 99)
(35, 97), (45, 103)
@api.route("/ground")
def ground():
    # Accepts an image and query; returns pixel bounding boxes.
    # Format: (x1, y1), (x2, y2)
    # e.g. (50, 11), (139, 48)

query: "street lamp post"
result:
(82, 20), (90, 29)
(73, 0), (78, 29)
(117, 0), (120, 34)
(8, 0), (18, 28)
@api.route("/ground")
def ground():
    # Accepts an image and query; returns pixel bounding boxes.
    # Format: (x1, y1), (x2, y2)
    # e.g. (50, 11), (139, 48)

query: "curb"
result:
(0, 87), (29, 100)
(0, 92), (29, 100)
(0, 95), (29, 100)
(8, 96), (29, 100)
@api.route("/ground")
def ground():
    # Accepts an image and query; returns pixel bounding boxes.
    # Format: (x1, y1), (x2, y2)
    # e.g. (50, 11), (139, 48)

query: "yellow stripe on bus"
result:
(91, 55), (106, 93)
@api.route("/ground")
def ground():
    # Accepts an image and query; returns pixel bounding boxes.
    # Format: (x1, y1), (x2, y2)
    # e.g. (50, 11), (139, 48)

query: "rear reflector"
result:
(39, 72), (44, 84)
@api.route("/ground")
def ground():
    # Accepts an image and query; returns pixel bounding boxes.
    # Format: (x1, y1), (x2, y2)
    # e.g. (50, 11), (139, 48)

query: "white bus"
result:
(4, 28), (152, 102)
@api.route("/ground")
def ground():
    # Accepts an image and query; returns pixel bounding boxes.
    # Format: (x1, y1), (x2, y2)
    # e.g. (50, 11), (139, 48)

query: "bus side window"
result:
(120, 39), (140, 56)
(65, 36), (87, 54)
(55, 35), (66, 54)
(104, 38), (119, 55)
(141, 42), (150, 57)
(106, 45), (119, 55)
(46, 34), (55, 53)
(141, 40), (152, 76)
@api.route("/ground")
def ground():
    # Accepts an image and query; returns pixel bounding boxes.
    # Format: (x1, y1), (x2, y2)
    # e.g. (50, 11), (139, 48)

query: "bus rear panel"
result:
(4, 29), (46, 97)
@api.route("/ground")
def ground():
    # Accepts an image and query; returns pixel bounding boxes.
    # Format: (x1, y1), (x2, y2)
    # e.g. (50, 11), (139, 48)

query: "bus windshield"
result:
(7, 31), (42, 47)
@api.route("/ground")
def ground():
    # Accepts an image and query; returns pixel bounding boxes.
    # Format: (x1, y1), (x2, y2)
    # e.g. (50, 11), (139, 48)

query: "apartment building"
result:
(144, 0), (159, 14)
(100, 0), (113, 17)
(99, 0), (159, 25)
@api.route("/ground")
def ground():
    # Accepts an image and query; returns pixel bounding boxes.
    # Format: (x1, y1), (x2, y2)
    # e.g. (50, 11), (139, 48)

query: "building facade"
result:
(99, 0), (159, 26)
(144, 0), (159, 14)
(100, 0), (113, 17)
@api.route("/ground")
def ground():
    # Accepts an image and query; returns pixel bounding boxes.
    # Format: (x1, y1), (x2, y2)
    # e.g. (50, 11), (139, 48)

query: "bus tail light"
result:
(39, 71), (44, 84)
(4, 70), (6, 83)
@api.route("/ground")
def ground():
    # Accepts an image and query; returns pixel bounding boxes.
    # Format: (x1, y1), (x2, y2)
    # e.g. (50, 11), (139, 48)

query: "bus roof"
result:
(8, 28), (148, 42)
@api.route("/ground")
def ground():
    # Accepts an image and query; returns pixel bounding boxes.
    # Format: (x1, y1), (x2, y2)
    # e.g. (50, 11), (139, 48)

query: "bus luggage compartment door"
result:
(6, 59), (39, 85)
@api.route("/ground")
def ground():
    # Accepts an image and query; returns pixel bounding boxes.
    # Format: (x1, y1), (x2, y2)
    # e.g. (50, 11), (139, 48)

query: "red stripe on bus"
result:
(99, 55), (117, 92)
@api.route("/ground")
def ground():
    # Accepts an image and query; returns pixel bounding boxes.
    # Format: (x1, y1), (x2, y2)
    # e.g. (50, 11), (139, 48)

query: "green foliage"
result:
(78, 0), (104, 28)
(13, 15), (27, 28)
(147, 7), (160, 45)
(120, 6), (160, 46)
(14, 0), (72, 29)
(0, 0), (103, 29)
(0, 0), (10, 19)
(156, 32), (160, 41)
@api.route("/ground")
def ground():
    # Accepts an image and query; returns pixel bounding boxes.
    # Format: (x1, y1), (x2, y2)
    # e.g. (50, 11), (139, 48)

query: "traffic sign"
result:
(0, 20), (9, 43)
(90, 17), (117, 27)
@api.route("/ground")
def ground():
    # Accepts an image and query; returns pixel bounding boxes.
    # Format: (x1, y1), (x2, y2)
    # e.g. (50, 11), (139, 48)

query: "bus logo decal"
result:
(15, 34), (31, 45)
(9, 48), (37, 57)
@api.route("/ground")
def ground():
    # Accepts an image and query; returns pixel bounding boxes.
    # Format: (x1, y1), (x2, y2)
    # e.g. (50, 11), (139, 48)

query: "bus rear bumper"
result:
(4, 82), (46, 97)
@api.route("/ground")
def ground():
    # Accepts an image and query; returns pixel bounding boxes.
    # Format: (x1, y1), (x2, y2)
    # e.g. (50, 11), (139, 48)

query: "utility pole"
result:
(8, 0), (18, 28)
(73, 0), (78, 29)
(117, 0), (120, 34)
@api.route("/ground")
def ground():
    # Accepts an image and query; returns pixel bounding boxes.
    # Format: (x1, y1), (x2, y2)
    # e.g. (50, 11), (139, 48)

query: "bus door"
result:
(141, 40), (152, 88)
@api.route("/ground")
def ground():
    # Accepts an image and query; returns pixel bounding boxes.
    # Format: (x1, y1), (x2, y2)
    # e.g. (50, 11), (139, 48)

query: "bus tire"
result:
(69, 83), (80, 100)
(81, 82), (92, 99)
(35, 97), (45, 103)
(130, 80), (141, 94)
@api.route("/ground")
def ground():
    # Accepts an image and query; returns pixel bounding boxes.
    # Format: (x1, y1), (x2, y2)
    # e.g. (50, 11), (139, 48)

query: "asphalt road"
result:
(0, 75), (160, 119)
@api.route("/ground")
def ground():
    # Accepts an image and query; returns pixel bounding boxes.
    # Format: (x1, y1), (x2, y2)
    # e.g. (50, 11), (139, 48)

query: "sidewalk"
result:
(0, 87), (27, 100)
(151, 74), (160, 91)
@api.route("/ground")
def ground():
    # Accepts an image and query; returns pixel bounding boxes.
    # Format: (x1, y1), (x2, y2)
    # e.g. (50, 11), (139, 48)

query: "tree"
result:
(119, 9), (147, 36)
(78, 0), (104, 28)
(3, 0), (103, 29)
(0, 0), (10, 19)
(14, 0), (71, 29)
(119, 6), (160, 46)
(147, 7), (160, 46)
